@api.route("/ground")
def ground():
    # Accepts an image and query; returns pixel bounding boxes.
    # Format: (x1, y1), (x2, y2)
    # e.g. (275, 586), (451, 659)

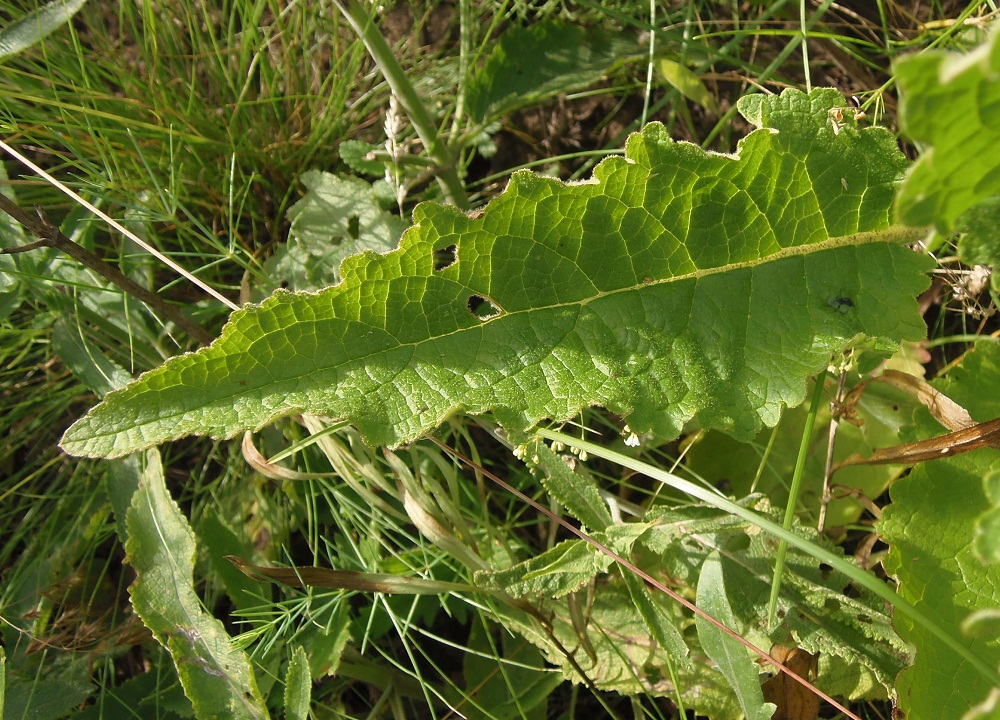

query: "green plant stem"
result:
(0, 193), (214, 345)
(535, 427), (1000, 691)
(750, 418), (781, 493)
(799, 0), (811, 93)
(768, 369), (826, 627)
(332, 0), (470, 210)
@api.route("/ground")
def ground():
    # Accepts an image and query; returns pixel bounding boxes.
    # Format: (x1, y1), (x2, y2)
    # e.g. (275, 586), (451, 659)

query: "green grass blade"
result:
(767, 369), (827, 626)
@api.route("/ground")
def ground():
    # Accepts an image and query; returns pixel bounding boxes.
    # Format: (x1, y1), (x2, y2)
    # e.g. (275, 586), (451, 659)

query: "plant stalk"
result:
(332, 0), (470, 210)
(0, 193), (214, 346)
(768, 369), (827, 627)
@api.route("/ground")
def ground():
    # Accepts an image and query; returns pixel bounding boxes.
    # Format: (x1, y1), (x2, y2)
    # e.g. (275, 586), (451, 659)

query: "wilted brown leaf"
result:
(761, 644), (820, 720)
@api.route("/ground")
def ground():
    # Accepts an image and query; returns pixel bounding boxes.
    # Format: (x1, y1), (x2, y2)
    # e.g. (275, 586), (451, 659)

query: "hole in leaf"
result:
(642, 663), (664, 684)
(725, 533), (751, 552)
(434, 244), (458, 272)
(347, 214), (360, 240)
(468, 294), (502, 321)
(827, 296), (855, 314)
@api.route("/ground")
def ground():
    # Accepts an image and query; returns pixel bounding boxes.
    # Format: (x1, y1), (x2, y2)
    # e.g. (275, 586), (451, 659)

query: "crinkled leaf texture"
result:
(879, 342), (1000, 718)
(894, 22), (1000, 285)
(895, 22), (1000, 235)
(61, 88), (931, 459)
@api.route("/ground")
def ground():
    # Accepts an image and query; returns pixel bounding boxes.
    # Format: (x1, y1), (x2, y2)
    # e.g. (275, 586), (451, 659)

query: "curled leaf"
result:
(839, 416), (1000, 467)
(760, 645), (821, 720)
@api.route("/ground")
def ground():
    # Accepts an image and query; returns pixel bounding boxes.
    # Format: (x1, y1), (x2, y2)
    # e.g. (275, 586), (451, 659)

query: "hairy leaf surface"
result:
(61, 88), (931, 459)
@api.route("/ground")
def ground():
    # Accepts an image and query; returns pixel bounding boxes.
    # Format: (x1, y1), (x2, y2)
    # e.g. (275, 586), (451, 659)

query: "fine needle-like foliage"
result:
(59, 88), (931, 458)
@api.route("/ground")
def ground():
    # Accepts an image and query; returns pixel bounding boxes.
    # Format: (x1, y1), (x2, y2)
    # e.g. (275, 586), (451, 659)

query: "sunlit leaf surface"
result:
(61, 88), (930, 459)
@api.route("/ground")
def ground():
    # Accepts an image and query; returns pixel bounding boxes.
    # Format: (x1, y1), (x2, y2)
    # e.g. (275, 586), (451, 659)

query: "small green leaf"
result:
(306, 603), (351, 678)
(619, 570), (691, 671)
(475, 539), (611, 598)
(656, 58), (717, 113)
(695, 551), (774, 720)
(339, 139), (386, 176)
(534, 443), (613, 532)
(52, 320), (132, 398)
(284, 646), (311, 720)
(126, 450), (269, 720)
(0, 0), (88, 62)
(60, 89), (931, 460)
(268, 170), (407, 291)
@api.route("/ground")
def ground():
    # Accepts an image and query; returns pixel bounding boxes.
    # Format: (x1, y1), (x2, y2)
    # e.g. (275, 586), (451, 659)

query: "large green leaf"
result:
(878, 342), (1000, 718)
(61, 88), (931, 460)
